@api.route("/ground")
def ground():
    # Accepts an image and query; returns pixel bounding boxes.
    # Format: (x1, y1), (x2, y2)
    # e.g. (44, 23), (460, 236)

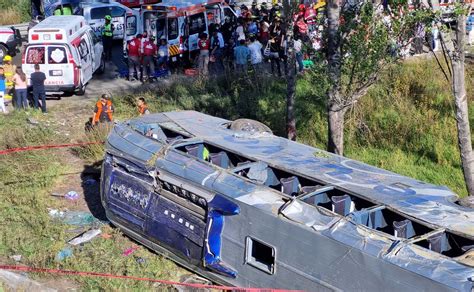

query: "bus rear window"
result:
(26, 47), (45, 64)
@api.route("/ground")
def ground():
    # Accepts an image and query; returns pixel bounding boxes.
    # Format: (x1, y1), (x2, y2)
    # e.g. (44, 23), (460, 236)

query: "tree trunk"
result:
(326, 0), (343, 154)
(286, 67), (297, 141)
(327, 102), (346, 155)
(284, 0), (297, 141)
(452, 12), (474, 196)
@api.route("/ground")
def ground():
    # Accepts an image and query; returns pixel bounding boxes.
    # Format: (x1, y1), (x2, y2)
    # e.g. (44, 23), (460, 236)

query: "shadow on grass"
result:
(81, 161), (107, 221)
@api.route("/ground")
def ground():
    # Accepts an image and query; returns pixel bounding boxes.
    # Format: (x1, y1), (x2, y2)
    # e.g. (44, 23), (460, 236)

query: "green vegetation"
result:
(0, 0), (30, 25)
(0, 111), (183, 290)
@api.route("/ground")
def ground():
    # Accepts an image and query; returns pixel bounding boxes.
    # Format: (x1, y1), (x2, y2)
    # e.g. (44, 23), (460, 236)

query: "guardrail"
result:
(13, 23), (29, 40)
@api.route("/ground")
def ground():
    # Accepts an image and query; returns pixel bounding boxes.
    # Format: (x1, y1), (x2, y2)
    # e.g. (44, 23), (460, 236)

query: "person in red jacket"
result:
(142, 36), (157, 81)
(198, 33), (210, 76)
(127, 34), (142, 81)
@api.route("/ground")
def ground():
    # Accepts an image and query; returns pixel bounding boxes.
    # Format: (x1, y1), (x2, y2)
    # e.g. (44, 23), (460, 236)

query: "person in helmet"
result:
(102, 15), (114, 61)
(92, 93), (114, 125)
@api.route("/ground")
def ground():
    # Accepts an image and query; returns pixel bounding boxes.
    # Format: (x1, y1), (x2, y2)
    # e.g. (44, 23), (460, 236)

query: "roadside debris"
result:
(64, 191), (80, 201)
(26, 117), (39, 125)
(122, 245), (139, 256)
(9, 255), (22, 262)
(83, 178), (97, 185)
(56, 247), (73, 261)
(68, 229), (101, 246)
(48, 209), (100, 226)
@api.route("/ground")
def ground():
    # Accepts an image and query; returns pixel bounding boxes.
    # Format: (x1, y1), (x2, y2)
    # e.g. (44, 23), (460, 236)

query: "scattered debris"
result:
(101, 233), (112, 239)
(135, 257), (146, 265)
(27, 118), (39, 125)
(65, 191), (80, 201)
(56, 247), (73, 261)
(0, 270), (57, 291)
(50, 192), (65, 198)
(48, 209), (100, 226)
(122, 245), (139, 256)
(83, 178), (97, 185)
(175, 274), (212, 292)
(9, 255), (22, 262)
(68, 229), (102, 246)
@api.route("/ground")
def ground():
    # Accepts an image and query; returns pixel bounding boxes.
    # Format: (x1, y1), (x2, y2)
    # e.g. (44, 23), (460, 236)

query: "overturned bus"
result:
(101, 111), (474, 291)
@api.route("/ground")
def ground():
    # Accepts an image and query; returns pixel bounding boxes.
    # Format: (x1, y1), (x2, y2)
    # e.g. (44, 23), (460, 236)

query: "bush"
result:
(0, 0), (30, 24)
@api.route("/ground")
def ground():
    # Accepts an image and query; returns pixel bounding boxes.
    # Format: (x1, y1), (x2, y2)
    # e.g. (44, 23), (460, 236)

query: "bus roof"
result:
(134, 111), (474, 240)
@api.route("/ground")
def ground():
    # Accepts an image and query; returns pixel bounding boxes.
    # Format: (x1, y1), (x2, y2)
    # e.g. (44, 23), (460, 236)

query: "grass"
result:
(0, 0), (30, 24)
(0, 110), (184, 290)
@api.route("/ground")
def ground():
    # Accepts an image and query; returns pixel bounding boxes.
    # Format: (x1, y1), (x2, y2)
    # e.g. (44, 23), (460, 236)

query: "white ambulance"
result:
(81, 2), (139, 40)
(23, 16), (104, 95)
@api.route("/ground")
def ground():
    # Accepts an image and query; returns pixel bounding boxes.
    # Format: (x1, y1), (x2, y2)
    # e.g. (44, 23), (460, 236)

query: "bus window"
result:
(168, 18), (178, 40)
(189, 13), (206, 35)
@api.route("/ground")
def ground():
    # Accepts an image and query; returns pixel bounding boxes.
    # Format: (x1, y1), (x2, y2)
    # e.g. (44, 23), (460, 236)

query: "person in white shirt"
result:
(248, 35), (263, 73)
(236, 18), (246, 41)
(294, 35), (304, 73)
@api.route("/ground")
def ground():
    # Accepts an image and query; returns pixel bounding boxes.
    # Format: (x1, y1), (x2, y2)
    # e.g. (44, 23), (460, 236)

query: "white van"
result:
(23, 16), (104, 95)
(81, 2), (139, 40)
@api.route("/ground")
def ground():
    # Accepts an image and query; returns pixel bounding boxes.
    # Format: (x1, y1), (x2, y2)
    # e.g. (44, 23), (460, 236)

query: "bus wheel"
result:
(230, 119), (273, 135)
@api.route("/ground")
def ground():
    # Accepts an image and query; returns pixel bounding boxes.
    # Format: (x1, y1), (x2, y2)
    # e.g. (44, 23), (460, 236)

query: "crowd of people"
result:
(0, 56), (47, 114)
(124, 1), (326, 81)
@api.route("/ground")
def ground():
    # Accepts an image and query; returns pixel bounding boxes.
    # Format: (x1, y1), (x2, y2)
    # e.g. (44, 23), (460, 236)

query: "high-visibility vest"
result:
(93, 100), (113, 123)
(103, 23), (113, 37)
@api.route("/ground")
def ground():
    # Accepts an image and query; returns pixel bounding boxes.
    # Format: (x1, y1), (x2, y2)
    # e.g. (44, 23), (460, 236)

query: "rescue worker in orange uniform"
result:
(92, 93), (114, 125)
(137, 97), (150, 115)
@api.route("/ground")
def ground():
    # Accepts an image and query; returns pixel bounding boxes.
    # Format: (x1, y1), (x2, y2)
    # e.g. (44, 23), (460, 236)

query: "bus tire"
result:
(230, 119), (272, 135)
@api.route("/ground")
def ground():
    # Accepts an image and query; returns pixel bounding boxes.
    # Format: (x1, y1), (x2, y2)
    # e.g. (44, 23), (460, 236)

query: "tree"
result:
(324, 1), (432, 155)
(439, 4), (474, 197)
(283, 0), (298, 141)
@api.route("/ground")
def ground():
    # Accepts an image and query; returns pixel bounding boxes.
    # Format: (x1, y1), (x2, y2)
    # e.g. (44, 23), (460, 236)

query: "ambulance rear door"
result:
(74, 32), (94, 84)
(23, 44), (75, 89)
(183, 11), (206, 52)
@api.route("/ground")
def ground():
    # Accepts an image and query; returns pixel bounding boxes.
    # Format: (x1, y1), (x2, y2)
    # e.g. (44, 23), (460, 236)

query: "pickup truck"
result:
(0, 26), (22, 60)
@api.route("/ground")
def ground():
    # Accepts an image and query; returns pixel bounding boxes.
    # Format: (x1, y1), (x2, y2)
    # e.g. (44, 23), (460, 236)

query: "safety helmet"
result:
(3, 55), (12, 62)
(105, 15), (112, 21)
(101, 93), (111, 100)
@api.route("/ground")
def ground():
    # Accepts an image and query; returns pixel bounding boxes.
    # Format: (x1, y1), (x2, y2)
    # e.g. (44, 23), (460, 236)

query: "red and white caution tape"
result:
(0, 142), (103, 155)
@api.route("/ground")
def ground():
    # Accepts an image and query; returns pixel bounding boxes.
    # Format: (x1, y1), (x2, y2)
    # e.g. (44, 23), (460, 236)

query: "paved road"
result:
(10, 41), (143, 108)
